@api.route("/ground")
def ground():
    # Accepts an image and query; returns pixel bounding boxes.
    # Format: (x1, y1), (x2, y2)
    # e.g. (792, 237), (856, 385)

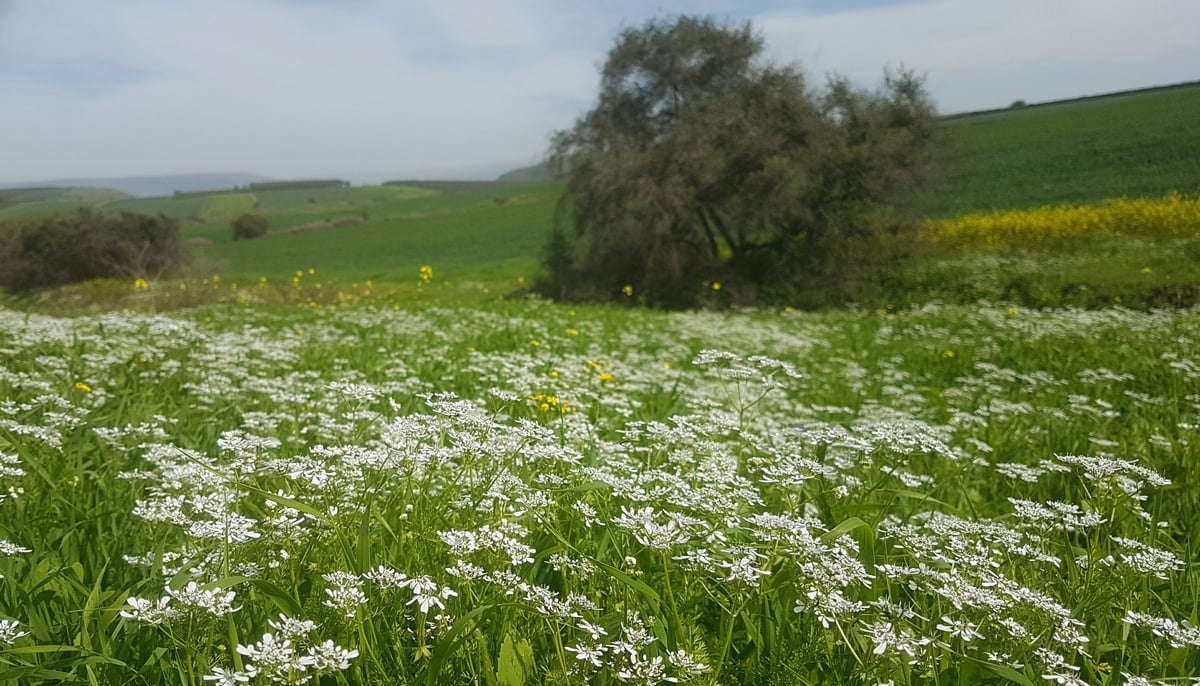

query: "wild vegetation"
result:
(1, 300), (1197, 685)
(0, 14), (1198, 686)
(542, 17), (940, 308)
(0, 209), (186, 291)
(232, 213), (271, 241)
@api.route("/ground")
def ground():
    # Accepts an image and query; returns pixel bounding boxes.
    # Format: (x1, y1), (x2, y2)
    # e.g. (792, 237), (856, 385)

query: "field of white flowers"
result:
(0, 300), (1197, 685)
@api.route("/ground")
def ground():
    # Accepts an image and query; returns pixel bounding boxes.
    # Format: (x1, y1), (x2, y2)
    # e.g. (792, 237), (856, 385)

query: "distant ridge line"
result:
(942, 80), (1200, 120)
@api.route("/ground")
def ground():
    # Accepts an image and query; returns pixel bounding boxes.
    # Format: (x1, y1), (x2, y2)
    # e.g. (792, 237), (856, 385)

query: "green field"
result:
(1, 300), (1197, 684)
(0, 187), (131, 221)
(914, 84), (1200, 217)
(2, 84), (1199, 307)
(178, 183), (558, 284)
(2, 84), (1200, 685)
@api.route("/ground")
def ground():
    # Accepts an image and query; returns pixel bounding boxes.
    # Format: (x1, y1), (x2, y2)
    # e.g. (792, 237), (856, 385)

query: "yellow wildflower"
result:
(75, 382), (92, 393)
(133, 278), (148, 290)
(622, 285), (633, 297)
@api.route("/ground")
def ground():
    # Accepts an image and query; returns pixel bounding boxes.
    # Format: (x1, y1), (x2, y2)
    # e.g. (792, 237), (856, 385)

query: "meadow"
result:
(1, 298), (1198, 685)
(1, 84), (1199, 685)
(2, 84), (1198, 308)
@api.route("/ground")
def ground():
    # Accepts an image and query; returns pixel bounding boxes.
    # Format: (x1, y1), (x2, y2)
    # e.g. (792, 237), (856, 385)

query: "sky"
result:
(1, 0), (1197, 185)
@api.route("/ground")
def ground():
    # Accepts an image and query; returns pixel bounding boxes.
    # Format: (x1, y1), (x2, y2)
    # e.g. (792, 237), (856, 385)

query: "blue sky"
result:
(1, 0), (1197, 184)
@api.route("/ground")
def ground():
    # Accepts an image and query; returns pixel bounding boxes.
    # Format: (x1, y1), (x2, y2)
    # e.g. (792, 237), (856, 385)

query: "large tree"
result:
(544, 15), (940, 306)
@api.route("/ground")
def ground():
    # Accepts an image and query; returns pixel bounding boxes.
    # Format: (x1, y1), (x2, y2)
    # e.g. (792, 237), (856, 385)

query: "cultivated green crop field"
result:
(914, 84), (1200, 217)
(1, 302), (1198, 684)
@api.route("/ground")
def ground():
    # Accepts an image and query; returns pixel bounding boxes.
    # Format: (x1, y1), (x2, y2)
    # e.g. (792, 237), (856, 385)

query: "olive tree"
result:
(542, 15), (941, 307)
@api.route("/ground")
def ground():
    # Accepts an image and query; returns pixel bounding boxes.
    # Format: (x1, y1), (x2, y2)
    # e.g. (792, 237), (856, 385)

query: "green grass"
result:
(0, 299), (1197, 684)
(0, 187), (131, 221)
(914, 84), (1200, 217)
(184, 183), (559, 285)
(3, 85), (1199, 307)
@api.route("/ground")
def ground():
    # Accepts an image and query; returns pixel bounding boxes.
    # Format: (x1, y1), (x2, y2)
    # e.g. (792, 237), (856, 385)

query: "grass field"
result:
(2, 84), (1198, 305)
(181, 183), (558, 285)
(914, 84), (1200, 217)
(1, 84), (1199, 685)
(0, 187), (131, 221)
(1, 300), (1198, 684)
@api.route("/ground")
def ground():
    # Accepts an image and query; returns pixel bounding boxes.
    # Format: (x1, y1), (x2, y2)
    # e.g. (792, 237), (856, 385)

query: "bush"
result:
(231, 213), (269, 240)
(0, 209), (187, 291)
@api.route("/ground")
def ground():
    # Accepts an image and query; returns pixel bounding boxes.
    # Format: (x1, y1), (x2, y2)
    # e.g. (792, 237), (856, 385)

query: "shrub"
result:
(231, 213), (269, 240)
(0, 209), (187, 291)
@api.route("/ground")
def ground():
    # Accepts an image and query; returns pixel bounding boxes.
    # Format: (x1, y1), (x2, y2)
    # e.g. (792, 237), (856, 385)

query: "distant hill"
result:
(0, 173), (270, 198)
(496, 161), (556, 183)
(0, 186), (133, 222)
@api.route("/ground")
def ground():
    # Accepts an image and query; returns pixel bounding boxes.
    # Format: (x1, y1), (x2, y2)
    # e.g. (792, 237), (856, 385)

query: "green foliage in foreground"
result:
(1, 299), (1198, 685)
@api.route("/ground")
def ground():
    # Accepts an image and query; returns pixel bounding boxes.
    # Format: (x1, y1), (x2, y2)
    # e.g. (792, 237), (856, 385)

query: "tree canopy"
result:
(542, 15), (941, 307)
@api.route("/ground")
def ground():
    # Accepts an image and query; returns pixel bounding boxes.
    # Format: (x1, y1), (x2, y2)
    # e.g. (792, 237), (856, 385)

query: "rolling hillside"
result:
(2, 83), (1198, 296)
(915, 83), (1200, 216)
(0, 186), (131, 221)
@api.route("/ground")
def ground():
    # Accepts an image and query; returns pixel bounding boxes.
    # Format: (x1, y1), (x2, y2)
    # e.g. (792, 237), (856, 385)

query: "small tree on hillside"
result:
(232, 213), (269, 240)
(542, 15), (941, 307)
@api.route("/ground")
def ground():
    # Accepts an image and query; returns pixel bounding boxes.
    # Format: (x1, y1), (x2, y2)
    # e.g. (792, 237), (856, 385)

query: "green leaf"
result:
(978, 660), (1035, 686)
(590, 558), (662, 613)
(496, 632), (534, 686)
(474, 631), (499, 686)
(876, 488), (957, 511)
(208, 577), (301, 617)
(425, 603), (502, 686)
(820, 516), (871, 542)
(358, 498), (372, 573)
(238, 484), (324, 518)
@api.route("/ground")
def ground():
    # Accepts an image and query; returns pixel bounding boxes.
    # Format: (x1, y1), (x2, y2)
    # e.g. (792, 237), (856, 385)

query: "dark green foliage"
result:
(543, 15), (941, 308)
(382, 179), (517, 194)
(246, 179), (349, 191)
(232, 212), (270, 240)
(0, 209), (186, 290)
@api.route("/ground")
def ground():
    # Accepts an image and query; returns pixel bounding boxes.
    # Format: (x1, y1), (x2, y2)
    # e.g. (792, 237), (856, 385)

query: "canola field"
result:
(1, 299), (1198, 685)
(923, 193), (1200, 250)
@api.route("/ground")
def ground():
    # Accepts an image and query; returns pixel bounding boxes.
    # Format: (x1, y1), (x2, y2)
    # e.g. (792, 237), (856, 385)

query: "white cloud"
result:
(0, 0), (1196, 183)
(758, 0), (1200, 111)
(0, 0), (598, 183)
